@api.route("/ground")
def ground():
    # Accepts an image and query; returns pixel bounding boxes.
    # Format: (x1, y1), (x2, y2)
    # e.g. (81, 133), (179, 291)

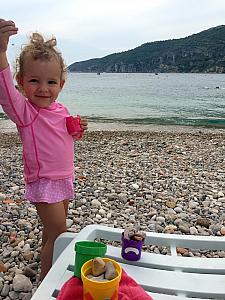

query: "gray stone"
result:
(1, 283), (10, 297)
(13, 275), (32, 292)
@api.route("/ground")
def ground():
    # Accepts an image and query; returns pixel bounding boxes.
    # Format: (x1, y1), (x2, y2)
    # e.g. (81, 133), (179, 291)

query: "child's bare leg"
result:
(63, 199), (69, 217)
(35, 201), (68, 280)
(41, 200), (69, 248)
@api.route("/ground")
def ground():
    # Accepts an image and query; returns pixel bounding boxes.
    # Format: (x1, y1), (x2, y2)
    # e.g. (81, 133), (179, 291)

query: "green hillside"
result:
(69, 25), (225, 73)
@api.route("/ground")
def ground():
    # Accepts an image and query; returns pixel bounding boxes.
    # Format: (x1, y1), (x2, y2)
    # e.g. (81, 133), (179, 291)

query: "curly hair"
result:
(15, 32), (67, 85)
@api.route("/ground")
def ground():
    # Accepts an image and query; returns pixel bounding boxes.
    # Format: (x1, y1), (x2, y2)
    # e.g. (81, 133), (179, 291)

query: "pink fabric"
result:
(0, 65), (81, 183)
(56, 270), (153, 300)
(25, 177), (74, 203)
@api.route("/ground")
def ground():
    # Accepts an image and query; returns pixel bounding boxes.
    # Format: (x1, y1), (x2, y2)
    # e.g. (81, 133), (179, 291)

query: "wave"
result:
(87, 116), (225, 128)
(1, 112), (225, 128)
(0, 112), (8, 120)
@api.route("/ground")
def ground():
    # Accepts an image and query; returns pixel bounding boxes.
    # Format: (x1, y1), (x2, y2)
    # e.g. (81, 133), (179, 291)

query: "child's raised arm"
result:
(0, 19), (18, 71)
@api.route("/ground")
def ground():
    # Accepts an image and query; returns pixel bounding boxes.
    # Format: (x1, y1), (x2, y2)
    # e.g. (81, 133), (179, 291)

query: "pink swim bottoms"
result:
(25, 177), (74, 204)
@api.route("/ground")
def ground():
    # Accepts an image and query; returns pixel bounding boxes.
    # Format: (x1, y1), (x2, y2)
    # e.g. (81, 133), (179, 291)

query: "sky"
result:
(2, 0), (225, 66)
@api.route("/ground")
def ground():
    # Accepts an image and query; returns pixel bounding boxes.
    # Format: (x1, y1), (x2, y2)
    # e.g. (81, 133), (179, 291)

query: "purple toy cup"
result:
(121, 233), (144, 261)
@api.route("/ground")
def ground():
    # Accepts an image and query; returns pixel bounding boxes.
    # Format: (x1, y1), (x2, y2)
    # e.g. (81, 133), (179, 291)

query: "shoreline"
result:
(1, 118), (225, 135)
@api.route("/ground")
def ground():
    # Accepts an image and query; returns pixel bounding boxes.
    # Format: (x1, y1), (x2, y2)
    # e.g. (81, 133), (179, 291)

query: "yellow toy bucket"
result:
(81, 258), (122, 300)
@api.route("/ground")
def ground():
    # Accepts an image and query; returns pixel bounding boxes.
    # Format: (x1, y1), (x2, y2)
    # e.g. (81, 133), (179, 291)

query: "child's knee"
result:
(44, 224), (66, 241)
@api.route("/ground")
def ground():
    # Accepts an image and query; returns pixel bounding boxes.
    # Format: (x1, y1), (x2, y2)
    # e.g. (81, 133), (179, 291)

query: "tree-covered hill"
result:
(68, 25), (225, 73)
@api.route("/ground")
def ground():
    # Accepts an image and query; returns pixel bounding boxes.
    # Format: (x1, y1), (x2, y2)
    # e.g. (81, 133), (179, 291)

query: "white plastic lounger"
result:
(31, 224), (225, 300)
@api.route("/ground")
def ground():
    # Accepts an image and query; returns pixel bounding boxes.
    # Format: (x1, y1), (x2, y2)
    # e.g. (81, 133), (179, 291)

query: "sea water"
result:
(1, 72), (225, 128)
(59, 72), (225, 128)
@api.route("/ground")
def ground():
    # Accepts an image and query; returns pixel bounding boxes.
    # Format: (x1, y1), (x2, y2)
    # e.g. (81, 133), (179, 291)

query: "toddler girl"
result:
(0, 19), (88, 280)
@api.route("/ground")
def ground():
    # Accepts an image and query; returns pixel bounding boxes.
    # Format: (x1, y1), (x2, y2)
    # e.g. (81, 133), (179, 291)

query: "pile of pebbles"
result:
(1, 130), (225, 299)
(86, 257), (118, 281)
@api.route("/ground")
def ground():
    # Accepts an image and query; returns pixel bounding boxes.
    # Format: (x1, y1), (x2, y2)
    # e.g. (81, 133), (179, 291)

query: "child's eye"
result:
(29, 79), (38, 83)
(48, 80), (57, 84)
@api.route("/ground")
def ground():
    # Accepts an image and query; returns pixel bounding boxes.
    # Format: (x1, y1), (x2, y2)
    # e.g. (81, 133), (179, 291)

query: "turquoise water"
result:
(58, 72), (225, 128)
(1, 72), (225, 128)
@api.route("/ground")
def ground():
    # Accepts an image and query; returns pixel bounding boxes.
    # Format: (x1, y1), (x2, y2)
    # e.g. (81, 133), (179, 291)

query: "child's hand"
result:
(80, 117), (88, 131)
(0, 19), (18, 53)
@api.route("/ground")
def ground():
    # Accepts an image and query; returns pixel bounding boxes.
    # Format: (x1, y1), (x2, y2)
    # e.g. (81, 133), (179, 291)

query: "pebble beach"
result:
(1, 120), (225, 299)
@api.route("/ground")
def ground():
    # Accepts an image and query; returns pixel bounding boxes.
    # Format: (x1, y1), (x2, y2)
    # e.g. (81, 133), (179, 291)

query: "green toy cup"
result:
(74, 241), (107, 278)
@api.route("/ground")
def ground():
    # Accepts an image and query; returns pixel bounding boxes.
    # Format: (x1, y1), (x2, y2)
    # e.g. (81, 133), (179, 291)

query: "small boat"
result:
(97, 72), (101, 75)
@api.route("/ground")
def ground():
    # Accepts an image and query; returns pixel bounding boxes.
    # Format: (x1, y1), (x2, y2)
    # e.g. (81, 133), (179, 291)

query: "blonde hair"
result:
(15, 32), (67, 85)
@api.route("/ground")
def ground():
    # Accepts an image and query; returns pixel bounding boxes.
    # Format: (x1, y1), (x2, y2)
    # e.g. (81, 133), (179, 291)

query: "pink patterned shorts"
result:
(25, 177), (74, 204)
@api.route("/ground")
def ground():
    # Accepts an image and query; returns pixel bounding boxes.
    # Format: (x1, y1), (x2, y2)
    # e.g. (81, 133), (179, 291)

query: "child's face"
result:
(18, 56), (64, 108)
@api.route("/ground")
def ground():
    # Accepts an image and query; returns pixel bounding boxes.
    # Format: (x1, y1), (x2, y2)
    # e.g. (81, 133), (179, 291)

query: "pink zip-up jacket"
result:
(0, 65), (75, 183)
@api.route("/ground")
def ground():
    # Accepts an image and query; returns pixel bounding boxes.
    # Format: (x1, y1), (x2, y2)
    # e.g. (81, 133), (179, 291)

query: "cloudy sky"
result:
(2, 0), (225, 66)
